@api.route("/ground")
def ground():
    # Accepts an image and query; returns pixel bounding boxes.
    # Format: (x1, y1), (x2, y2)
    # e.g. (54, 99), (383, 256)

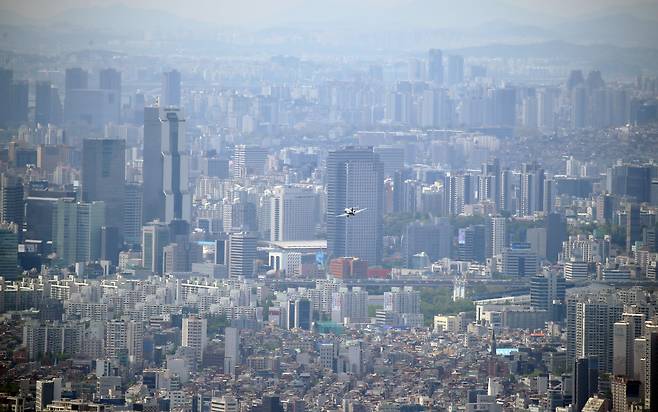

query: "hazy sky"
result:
(1, 0), (645, 22)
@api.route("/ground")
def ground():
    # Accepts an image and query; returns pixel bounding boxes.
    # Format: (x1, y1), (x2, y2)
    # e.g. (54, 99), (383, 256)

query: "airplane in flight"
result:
(337, 207), (367, 218)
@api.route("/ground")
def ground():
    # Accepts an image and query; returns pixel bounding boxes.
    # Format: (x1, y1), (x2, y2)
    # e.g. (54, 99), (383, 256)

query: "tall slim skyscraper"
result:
(143, 107), (165, 223)
(428, 49), (444, 85)
(447, 55), (464, 85)
(0, 173), (24, 231)
(573, 357), (599, 412)
(162, 70), (181, 107)
(100, 68), (121, 122)
(224, 327), (240, 376)
(10, 80), (29, 125)
(142, 107), (190, 224)
(626, 204), (642, 254)
(326, 147), (383, 265)
(35, 81), (60, 126)
(270, 185), (317, 241)
(82, 139), (126, 238)
(123, 183), (143, 247)
(0, 68), (11, 128)
(0, 224), (19, 280)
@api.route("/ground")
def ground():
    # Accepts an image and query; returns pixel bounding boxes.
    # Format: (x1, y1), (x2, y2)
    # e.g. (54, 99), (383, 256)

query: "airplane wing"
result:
(354, 208), (367, 214)
(337, 213), (349, 217)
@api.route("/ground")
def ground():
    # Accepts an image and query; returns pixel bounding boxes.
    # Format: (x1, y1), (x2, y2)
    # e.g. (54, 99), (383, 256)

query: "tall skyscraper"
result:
(0, 173), (24, 231)
(573, 357), (599, 412)
(10, 80), (28, 125)
(0, 68), (11, 128)
(270, 185), (317, 241)
(224, 327), (240, 376)
(182, 316), (208, 365)
(35, 81), (61, 126)
(123, 183), (143, 247)
(326, 147), (384, 265)
(142, 107), (190, 224)
(82, 139), (126, 239)
(626, 204), (642, 254)
(228, 232), (257, 278)
(428, 49), (444, 85)
(447, 55), (464, 85)
(162, 70), (181, 107)
(99, 68), (121, 92)
(0, 224), (19, 280)
(142, 107), (165, 223)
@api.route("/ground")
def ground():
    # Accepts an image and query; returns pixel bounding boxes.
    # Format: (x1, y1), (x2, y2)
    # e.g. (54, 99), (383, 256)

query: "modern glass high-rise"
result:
(64, 68), (88, 93)
(162, 70), (181, 107)
(0, 173), (24, 231)
(52, 199), (105, 265)
(326, 147), (383, 265)
(228, 232), (257, 278)
(142, 106), (190, 224)
(82, 139), (125, 238)
(141, 222), (170, 274)
(427, 49), (444, 85)
(0, 224), (18, 280)
(123, 183), (143, 247)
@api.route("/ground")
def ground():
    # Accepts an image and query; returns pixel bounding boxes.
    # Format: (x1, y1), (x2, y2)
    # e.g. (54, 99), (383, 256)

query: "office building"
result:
(211, 396), (238, 412)
(270, 185), (317, 241)
(428, 49), (443, 84)
(36, 378), (62, 412)
(65, 68), (88, 93)
(626, 204), (642, 254)
(326, 147), (383, 265)
(402, 220), (451, 267)
(123, 183), (143, 247)
(82, 139), (125, 238)
(546, 213), (567, 263)
(52, 200), (105, 265)
(10, 80), (28, 125)
(182, 316), (207, 365)
(141, 222), (170, 273)
(384, 287), (420, 314)
(228, 232), (257, 278)
(530, 271), (565, 310)
(224, 327), (240, 376)
(457, 224), (486, 263)
(613, 321), (634, 377)
(0, 173), (24, 230)
(501, 243), (539, 277)
(233, 145), (267, 177)
(447, 55), (464, 85)
(596, 194), (614, 224)
(287, 299), (312, 330)
(564, 259), (589, 282)
(0, 68), (11, 127)
(162, 70), (181, 107)
(607, 164), (653, 203)
(373, 146), (405, 177)
(142, 106), (190, 224)
(573, 357), (599, 412)
(0, 224), (18, 280)
(35, 81), (61, 126)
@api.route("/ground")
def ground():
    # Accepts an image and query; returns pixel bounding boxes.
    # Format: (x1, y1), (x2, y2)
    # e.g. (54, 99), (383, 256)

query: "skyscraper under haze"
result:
(82, 139), (125, 238)
(428, 49), (444, 85)
(162, 70), (181, 107)
(326, 147), (383, 265)
(142, 106), (190, 224)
